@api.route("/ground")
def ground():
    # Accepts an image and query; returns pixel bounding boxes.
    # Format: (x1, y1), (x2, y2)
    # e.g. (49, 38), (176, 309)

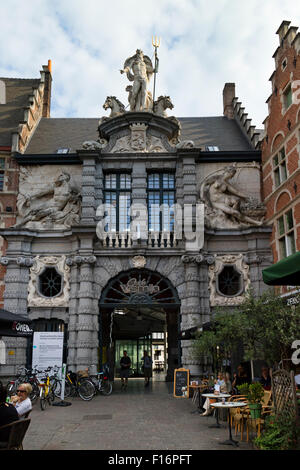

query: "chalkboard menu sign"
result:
(173, 368), (190, 398)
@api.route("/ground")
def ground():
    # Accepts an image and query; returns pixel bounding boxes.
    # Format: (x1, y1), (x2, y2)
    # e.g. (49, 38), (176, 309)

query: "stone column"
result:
(180, 254), (202, 375)
(131, 161), (147, 246)
(200, 255), (214, 325)
(180, 154), (198, 251)
(66, 258), (80, 370)
(0, 254), (33, 376)
(79, 153), (97, 225)
(95, 162), (104, 213)
(67, 255), (98, 370)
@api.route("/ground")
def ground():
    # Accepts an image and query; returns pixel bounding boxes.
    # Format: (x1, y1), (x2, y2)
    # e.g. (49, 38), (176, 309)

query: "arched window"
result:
(39, 267), (62, 298)
(217, 265), (242, 296)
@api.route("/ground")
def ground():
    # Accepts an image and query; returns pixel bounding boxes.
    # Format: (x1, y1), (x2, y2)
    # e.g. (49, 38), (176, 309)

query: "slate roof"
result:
(23, 115), (253, 154)
(0, 78), (41, 146)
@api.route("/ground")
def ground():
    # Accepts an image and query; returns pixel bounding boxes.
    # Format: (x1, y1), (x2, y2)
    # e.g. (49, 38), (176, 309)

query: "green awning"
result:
(262, 251), (300, 286)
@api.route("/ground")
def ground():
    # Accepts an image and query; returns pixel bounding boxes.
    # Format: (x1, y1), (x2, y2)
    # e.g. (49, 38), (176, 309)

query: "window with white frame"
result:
(147, 173), (175, 232)
(277, 209), (296, 259)
(104, 173), (131, 232)
(273, 147), (287, 188)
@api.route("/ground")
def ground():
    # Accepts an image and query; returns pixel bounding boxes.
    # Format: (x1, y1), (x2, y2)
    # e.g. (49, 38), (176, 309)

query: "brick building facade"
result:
(0, 62), (52, 306)
(261, 21), (300, 292)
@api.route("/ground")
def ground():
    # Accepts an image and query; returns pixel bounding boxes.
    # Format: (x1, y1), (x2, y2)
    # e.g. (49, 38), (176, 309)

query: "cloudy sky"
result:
(1, 1), (299, 127)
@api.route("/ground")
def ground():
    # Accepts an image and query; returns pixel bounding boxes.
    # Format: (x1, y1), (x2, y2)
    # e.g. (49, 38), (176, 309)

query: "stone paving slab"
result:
(23, 379), (253, 451)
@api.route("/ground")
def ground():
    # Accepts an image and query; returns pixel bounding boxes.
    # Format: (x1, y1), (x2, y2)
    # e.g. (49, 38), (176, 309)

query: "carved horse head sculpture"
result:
(153, 95), (174, 118)
(103, 96), (126, 118)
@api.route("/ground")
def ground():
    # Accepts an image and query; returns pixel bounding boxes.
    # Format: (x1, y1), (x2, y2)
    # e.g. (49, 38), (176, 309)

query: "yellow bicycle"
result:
(38, 368), (55, 410)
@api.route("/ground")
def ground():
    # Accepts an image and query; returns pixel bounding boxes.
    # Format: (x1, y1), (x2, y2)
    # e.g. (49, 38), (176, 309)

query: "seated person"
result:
(10, 383), (32, 418)
(201, 372), (227, 416)
(0, 383), (19, 442)
(259, 366), (271, 390)
(232, 364), (249, 393)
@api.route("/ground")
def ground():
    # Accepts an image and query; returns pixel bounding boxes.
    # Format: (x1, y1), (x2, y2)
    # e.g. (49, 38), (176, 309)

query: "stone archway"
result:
(99, 268), (181, 381)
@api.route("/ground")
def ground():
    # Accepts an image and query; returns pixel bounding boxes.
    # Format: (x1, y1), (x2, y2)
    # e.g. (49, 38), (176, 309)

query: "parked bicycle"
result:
(90, 371), (112, 396)
(7, 366), (40, 403)
(62, 370), (95, 401)
(37, 367), (55, 411)
(84, 365), (112, 396)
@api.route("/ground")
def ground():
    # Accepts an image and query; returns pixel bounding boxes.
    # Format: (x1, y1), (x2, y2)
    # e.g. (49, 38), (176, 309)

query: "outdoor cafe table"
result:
(190, 384), (208, 414)
(210, 401), (247, 446)
(201, 393), (231, 428)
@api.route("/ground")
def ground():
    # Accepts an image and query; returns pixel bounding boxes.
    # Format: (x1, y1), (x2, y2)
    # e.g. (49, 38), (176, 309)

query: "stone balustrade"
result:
(98, 230), (178, 248)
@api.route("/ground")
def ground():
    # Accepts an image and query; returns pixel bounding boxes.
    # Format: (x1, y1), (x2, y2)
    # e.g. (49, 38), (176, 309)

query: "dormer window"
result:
(206, 146), (219, 151)
(56, 148), (70, 154)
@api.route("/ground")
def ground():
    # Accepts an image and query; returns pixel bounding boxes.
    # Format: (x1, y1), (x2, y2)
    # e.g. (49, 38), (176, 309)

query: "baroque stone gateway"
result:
(0, 48), (272, 381)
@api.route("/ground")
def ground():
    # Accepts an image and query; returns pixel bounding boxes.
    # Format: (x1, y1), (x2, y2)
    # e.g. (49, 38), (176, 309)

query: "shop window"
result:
(277, 209), (296, 259)
(39, 267), (63, 298)
(217, 265), (242, 296)
(273, 147), (287, 188)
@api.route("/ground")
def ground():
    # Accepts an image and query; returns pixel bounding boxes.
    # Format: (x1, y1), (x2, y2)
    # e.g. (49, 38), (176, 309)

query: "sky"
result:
(0, 0), (300, 128)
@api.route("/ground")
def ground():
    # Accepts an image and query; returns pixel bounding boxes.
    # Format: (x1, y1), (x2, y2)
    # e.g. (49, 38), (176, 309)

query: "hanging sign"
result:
(120, 278), (160, 294)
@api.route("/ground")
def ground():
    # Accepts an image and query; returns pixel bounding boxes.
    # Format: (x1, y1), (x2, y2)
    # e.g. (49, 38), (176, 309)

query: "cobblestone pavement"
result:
(23, 377), (253, 451)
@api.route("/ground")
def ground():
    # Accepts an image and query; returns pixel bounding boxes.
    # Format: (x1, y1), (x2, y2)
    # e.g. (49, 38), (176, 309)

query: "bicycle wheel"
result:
(63, 380), (72, 398)
(101, 380), (112, 396)
(51, 379), (62, 398)
(40, 388), (46, 411)
(48, 385), (55, 404)
(78, 380), (95, 401)
(30, 382), (39, 403)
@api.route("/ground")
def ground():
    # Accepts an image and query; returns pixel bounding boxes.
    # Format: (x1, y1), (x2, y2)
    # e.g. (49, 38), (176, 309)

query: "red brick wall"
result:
(0, 151), (18, 307)
(262, 28), (300, 274)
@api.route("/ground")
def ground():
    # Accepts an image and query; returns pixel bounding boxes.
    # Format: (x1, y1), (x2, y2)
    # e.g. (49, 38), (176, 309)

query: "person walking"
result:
(120, 351), (131, 390)
(142, 350), (152, 387)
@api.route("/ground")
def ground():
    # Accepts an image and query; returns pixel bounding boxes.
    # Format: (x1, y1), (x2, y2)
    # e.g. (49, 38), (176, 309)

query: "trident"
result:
(152, 36), (161, 104)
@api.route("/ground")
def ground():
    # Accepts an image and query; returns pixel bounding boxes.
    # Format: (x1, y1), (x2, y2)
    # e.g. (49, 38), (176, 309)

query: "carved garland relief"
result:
(208, 254), (250, 306)
(28, 256), (70, 307)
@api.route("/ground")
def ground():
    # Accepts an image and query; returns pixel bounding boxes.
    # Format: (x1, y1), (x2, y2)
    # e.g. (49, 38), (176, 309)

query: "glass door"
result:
(115, 336), (152, 377)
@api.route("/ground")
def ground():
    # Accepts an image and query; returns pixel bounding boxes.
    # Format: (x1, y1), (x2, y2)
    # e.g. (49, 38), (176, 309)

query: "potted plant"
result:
(248, 383), (265, 419)
(237, 382), (264, 418)
(236, 383), (249, 398)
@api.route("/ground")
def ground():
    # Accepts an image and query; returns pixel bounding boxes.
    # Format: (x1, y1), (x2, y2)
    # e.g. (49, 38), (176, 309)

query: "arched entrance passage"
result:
(99, 269), (181, 381)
